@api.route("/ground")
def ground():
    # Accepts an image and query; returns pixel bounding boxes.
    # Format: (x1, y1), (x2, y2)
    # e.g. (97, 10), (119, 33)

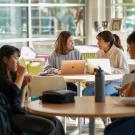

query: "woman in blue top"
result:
(0, 45), (65, 135)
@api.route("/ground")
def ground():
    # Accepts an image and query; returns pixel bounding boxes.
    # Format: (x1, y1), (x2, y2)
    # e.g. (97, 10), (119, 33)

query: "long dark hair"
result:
(55, 31), (72, 55)
(127, 31), (135, 45)
(0, 45), (20, 82)
(96, 31), (123, 51)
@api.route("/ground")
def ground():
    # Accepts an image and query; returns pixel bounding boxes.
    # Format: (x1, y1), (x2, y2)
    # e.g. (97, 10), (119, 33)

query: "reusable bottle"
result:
(94, 67), (105, 102)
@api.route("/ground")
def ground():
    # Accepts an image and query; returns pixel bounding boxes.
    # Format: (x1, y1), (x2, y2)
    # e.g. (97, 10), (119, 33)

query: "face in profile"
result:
(66, 36), (74, 51)
(97, 37), (109, 50)
(128, 43), (135, 59)
(4, 52), (19, 72)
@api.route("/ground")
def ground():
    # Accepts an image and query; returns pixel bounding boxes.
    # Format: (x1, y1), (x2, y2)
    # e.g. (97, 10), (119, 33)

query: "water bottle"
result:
(94, 67), (105, 102)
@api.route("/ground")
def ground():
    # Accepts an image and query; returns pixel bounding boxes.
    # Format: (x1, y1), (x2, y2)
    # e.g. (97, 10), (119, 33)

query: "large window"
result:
(0, 7), (28, 39)
(31, 0), (84, 3)
(0, 0), (27, 3)
(31, 6), (84, 37)
(111, 0), (135, 31)
(0, 0), (85, 54)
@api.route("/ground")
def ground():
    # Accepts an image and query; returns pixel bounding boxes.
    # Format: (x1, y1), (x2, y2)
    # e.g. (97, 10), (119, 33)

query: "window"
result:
(0, 0), (27, 3)
(0, 1), (85, 54)
(111, 0), (135, 31)
(0, 7), (28, 39)
(31, 0), (84, 3)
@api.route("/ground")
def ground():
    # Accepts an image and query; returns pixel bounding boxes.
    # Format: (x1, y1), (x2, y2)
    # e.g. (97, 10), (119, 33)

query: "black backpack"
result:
(0, 92), (22, 135)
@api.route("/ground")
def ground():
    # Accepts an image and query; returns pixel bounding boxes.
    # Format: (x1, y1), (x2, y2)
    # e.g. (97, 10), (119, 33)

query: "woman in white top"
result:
(83, 30), (129, 96)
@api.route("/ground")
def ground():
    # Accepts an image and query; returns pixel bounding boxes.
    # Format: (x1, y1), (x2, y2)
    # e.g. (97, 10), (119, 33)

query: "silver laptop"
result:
(87, 58), (112, 74)
(61, 60), (85, 75)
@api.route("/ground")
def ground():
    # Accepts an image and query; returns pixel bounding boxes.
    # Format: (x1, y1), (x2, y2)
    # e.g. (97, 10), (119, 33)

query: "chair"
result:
(82, 52), (96, 60)
(75, 45), (98, 61)
(27, 75), (67, 132)
(27, 75), (67, 97)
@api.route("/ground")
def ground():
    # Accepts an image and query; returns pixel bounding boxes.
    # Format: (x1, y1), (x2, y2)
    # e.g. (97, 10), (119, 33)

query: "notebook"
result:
(87, 58), (112, 74)
(61, 60), (85, 75)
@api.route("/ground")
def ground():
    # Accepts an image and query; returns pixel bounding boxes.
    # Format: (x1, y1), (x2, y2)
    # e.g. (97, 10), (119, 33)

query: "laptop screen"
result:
(87, 59), (112, 74)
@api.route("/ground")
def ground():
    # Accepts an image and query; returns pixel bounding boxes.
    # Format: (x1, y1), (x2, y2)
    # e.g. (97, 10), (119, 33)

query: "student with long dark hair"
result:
(0, 45), (65, 135)
(83, 30), (129, 96)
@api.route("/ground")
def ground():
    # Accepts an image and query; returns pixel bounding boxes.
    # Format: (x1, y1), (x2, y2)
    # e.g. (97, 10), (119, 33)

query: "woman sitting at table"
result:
(0, 45), (65, 135)
(44, 31), (82, 92)
(83, 30), (129, 96)
(104, 31), (135, 135)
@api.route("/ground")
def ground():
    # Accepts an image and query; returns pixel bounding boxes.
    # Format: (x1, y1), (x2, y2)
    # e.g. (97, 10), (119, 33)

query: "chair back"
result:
(82, 53), (95, 60)
(28, 76), (67, 97)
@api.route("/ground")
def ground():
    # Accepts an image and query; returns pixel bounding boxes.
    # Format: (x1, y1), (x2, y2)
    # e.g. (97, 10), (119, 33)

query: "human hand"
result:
(17, 64), (26, 76)
(124, 81), (135, 97)
(23, 75), (32, 86)
(114, 82), (135, 97)
(57, 70), (61, 75)
(114, 84), (129, 94)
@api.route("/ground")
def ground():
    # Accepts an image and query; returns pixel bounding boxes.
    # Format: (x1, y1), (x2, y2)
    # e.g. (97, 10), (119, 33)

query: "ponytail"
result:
(113, 34), (124, 51)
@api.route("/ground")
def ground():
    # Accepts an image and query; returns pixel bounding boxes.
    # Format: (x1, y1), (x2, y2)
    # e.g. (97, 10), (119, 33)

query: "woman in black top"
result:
(0, 45), (65, 135)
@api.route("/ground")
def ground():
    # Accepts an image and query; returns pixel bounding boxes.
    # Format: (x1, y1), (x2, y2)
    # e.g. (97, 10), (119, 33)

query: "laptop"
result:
(61, 60), (85, 75)
(87, 58), (112, 74)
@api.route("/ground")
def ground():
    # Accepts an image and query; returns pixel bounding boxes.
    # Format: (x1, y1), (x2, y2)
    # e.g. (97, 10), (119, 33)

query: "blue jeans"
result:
(104, 117), (135, 135)
(83, 82), (122, 96)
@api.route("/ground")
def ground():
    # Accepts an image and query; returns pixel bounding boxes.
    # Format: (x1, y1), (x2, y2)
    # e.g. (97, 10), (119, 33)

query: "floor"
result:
(62, 117), (105, 135)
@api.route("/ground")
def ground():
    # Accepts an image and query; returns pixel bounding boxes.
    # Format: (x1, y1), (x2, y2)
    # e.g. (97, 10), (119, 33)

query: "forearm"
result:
(20, 86), (27, 107)
(14, 73), (25, 89)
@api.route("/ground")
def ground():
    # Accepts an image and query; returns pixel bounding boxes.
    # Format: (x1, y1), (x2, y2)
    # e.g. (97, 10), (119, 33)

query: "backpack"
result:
(0, 92), (22, 135)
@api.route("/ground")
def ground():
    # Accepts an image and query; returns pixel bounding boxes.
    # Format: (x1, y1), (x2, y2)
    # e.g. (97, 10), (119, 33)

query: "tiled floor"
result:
(63, 118), (105, 135)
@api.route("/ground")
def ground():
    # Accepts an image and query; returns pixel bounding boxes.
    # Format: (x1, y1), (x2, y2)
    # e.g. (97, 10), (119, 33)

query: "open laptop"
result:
(87, 58), (112, 74)
(61, 60), (85, 75)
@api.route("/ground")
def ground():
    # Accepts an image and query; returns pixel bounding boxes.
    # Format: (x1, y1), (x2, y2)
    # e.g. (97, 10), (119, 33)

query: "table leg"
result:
(89, 118), (96, 135)
(77, 82), (82, 96)
(76, 82), (82, 135)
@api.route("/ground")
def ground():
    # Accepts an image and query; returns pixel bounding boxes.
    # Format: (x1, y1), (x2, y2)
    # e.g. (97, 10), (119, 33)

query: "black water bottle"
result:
(95, 67), (105, 102)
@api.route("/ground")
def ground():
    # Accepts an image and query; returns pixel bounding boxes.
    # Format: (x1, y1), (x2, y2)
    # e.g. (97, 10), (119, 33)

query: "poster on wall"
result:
(109, 18), (122, 31)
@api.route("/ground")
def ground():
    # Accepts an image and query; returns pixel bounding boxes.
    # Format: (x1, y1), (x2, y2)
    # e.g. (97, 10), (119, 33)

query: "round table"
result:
(28, 96), (135, 135)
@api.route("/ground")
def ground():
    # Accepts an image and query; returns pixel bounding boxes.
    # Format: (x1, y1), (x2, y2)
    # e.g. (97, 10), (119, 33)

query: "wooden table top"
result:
(28, 96), (135, 118)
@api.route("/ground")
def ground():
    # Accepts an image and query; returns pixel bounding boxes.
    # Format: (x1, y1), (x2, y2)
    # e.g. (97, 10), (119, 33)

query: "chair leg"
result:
(64, 116), (67, 133)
